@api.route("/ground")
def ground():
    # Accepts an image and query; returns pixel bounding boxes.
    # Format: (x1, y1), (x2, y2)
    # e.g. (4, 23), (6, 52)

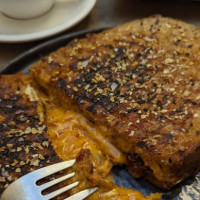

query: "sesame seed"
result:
(7, 143), (13, 148)
(141, 115), (146, 119)
(136, 119), (140, 123)
(129, 131), (135, 136)
(15, 168), (21, 173)
(48, 56), (53, 63)
(73, 87), (78, 92)
(163, 69), (169, 74)
(111, 83), (118, 91)
(165, 58), (174, 64)
(169, 88), (175, 92)
(128, 122), (133, 126)
(132, 74), (137, 79)
(20, 161), (25, 165)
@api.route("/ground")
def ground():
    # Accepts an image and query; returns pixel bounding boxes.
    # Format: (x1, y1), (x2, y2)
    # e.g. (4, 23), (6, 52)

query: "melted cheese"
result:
(47, 106), (126, 163)
(46, 103), (161, 200)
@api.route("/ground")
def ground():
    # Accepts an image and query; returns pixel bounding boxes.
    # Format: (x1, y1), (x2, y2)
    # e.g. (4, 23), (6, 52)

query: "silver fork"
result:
(1, 159), (98, 200)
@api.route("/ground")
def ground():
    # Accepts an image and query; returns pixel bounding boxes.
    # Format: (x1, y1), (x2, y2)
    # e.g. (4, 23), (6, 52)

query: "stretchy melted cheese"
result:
(0, 73), (161, 199)
(45, 101), (161, 200)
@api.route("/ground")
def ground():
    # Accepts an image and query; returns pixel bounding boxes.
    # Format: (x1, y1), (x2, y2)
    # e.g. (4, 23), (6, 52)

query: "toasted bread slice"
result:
(30, 15), (200, 189)
(0, 73), (64, 196)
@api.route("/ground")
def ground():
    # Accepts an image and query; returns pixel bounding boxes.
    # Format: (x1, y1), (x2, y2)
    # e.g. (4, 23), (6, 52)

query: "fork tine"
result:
(43, 181), (79, 200)
(28, 159), (76, 181)
(64, 187), (99, 200)
(39, 172), (75, 191)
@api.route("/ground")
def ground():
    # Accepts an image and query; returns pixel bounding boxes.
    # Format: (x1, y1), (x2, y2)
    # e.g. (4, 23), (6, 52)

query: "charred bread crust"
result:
(0, 74), (62, 196)
(30, 15), (200, 189)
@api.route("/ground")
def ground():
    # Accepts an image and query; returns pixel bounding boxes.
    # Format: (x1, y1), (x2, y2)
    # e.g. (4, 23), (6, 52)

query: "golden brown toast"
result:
(0, 73), (65, 196)
(30, 15), (200, 189)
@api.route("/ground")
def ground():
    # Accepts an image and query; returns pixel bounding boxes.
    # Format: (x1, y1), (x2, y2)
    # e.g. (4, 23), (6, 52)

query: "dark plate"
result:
(1, 29), (199, 200)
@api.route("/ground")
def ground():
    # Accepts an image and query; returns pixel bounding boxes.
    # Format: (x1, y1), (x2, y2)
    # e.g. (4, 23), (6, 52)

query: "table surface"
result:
(1, 0), (200, 71)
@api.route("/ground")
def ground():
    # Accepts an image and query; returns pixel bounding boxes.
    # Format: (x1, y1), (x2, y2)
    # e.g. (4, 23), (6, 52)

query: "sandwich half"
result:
(31, 15), (200, 189)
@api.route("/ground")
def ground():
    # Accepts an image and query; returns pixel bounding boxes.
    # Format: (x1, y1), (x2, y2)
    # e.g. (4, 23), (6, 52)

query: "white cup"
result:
(0, 0), (55, 19)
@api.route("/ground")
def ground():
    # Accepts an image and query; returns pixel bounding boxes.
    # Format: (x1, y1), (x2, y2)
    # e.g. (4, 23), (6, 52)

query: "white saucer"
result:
(0, 0), (96, 43)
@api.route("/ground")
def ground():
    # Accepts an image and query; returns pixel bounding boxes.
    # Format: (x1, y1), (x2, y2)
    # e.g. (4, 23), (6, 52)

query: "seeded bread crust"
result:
(0, 74), (63, 196)
(30, 15), (200, 189)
